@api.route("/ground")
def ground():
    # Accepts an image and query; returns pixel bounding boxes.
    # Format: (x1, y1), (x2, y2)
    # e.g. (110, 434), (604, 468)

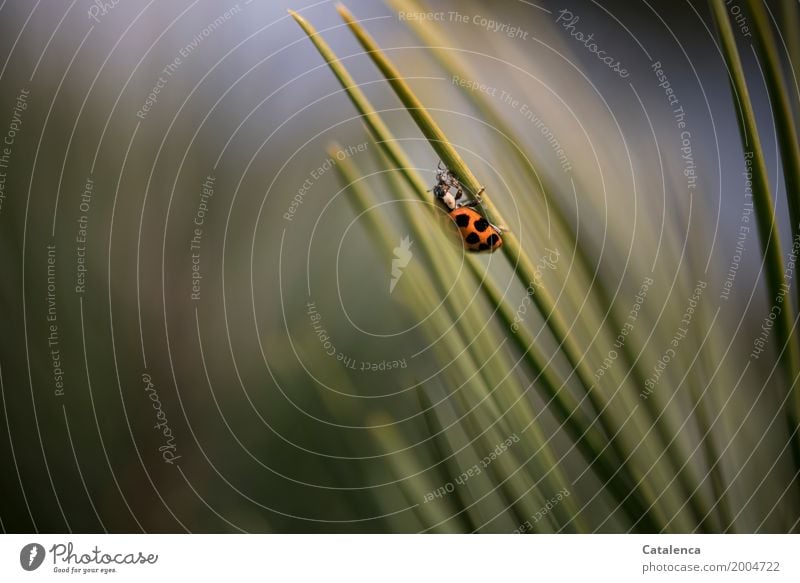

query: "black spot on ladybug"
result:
(473, 217), (489, 232)
(454, 213), (470, 227)
(465, 232), (480, 244)
(478, 243), (490, 251)
(486, 234), (500, 246)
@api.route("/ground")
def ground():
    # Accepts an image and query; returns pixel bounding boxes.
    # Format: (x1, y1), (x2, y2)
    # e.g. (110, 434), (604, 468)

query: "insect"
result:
(432, 162), (503, 253)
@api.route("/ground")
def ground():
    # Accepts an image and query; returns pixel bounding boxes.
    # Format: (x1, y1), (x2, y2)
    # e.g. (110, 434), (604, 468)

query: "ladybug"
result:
(432, 162), (503, 253)
(449, 204), (504, 252)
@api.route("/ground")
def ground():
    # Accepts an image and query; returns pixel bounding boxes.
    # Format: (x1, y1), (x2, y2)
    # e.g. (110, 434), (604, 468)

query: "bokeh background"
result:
(1, 0), (799, 533)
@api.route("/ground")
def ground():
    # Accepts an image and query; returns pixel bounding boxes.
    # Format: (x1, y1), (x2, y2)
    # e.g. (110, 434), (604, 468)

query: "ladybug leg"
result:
(462, 186), (485, 207)
(491, 221), (507, 233)
(454, 185), (465, 204)
(460, 191), (484, 209)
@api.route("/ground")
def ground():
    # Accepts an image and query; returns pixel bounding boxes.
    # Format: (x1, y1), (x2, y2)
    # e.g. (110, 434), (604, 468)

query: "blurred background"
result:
(1, 0), (799, 533)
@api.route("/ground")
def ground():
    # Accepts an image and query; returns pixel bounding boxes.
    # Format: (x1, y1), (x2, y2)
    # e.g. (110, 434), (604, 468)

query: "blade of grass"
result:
(710, 0), (800, 473)
(290, 9), (428, 195)
(473, 259), (667, 531)
(368, 413), (462, 532)
(450, 398), (563, 532)
(676, 219), (738, 532)
(745, 0), (800, 309)
(782, 0), (800, 124)
(416, 386), (517, 532)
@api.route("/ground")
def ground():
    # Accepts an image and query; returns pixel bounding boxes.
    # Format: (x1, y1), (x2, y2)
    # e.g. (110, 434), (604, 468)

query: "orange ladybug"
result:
(449, 204), (503, 252)
(432, 162), (503, 253)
